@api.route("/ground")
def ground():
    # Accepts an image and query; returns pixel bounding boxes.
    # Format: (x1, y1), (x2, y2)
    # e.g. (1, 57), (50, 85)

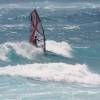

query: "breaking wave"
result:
(0, 63), (100, 85)
(0, 40), (72, 61)
(0, 2), (100, 10)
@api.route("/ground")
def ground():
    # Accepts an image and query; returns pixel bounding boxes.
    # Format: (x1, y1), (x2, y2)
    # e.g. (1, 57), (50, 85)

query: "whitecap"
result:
(0, 63), (100, 85)
(0, 40), (72, 61)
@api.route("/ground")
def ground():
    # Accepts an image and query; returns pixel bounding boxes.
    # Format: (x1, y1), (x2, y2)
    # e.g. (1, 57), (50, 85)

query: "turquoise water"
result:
(0, 0), (100, 100)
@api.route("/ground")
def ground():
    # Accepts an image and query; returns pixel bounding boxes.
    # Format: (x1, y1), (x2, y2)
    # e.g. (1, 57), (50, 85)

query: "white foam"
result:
(0, 45), (10, 61)
(0, 2), (100, 10)
(0, 42), (42, 61)
(46, 40), (72, 58)
(0, 24), (25, 28)
(47, 27), (54, 31)
(0, 40), (72, 61)
(44, 3), (100, 10)
(63, 25), (80, 30)
(0, 63), (100, 85)
(0, 3), (34, 9)
(74, 46), (89, 49)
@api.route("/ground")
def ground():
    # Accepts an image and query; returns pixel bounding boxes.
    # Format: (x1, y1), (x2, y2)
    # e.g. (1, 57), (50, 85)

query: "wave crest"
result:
(0, 40), (72, 61)
(0, 63), (100, 85)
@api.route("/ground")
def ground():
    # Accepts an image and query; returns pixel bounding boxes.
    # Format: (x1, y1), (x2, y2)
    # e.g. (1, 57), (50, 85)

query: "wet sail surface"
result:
(30, 9), (46, 52)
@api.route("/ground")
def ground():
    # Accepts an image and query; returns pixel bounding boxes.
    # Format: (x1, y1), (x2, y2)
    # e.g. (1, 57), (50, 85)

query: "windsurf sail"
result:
(29, 9), (46, 52)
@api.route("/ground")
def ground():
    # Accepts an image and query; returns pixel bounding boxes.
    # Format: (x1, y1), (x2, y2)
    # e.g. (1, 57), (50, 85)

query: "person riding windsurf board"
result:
(29, 9), (46, 52)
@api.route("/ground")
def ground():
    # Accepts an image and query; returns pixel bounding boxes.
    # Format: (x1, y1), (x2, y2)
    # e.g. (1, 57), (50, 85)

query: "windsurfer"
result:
(29, 9), (46, 52)
(30, 34), (38, 46)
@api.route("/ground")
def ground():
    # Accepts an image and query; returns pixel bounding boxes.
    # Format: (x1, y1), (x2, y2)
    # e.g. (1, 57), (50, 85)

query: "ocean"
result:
(0, 0), (100, 100)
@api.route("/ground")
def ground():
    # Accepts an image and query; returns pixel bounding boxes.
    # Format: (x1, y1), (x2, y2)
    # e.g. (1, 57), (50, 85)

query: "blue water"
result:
(0, 0), (100, 100)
